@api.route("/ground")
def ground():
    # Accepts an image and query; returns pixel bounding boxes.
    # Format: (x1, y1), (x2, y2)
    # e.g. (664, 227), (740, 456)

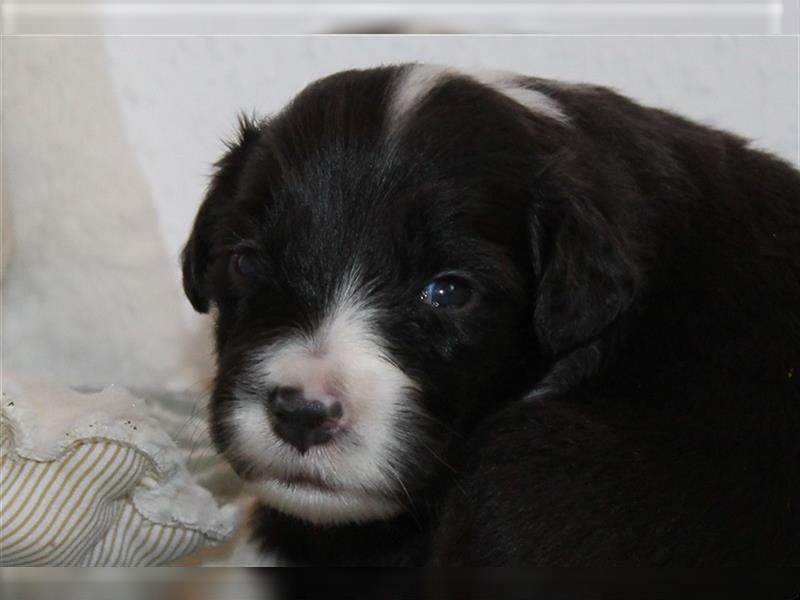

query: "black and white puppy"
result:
(182, 64), (800, 566)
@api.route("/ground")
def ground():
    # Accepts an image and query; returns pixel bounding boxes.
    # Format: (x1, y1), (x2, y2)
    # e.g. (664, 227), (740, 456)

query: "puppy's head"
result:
(182, 65), (637, 525)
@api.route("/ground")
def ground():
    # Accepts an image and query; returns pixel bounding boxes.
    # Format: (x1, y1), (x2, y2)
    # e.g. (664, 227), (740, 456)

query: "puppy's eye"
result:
(229, 251), (258, 280)
(420, 276), (473, 308)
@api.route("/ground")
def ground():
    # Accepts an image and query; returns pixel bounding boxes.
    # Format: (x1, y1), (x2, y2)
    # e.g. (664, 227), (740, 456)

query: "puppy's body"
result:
(183, 65), (800, 565)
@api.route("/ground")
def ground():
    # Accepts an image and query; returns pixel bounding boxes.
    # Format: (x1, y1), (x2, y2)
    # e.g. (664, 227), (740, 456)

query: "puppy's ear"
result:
(181, 115), (261, 313)
(533, 194), (638, 357)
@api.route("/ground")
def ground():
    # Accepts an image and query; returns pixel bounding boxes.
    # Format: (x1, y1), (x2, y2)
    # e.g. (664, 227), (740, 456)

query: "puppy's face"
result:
(182, 65), (635, 525)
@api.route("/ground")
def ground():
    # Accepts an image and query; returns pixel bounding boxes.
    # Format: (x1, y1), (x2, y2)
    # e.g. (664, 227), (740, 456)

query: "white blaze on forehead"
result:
(388, 63), (568, 133)
(389, 63), (455, 129)
(225, 274), (419, 524)
(474, 69), (567, 123)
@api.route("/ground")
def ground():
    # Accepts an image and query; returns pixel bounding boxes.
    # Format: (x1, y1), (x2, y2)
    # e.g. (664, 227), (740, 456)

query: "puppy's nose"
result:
(266, 386), (343, 454)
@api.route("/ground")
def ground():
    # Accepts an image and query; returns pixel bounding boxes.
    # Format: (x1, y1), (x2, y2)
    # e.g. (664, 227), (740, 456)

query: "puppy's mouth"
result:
(229, 458), (339, 493)
(265, 472), (336, 492)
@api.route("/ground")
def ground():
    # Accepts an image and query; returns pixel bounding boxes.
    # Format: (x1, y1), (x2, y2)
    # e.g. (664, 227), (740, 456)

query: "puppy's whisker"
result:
(403, 403), (464, 441)
(381, 462), (422, 529)
(419, 441), (458, 475)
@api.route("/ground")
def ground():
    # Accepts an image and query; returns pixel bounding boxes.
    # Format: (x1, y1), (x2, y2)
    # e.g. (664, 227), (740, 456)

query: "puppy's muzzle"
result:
(266, 386), (344, 454)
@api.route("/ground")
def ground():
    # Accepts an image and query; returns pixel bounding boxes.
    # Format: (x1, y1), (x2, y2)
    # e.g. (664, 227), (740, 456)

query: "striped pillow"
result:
(0, 376), (238, 566)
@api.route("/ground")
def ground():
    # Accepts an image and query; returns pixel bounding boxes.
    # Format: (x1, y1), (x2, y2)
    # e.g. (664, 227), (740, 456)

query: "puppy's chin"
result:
(246, 478), (403, 525)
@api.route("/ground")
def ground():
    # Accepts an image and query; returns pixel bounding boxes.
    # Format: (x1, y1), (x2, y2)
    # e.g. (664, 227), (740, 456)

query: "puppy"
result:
(181, 64), (800, 565)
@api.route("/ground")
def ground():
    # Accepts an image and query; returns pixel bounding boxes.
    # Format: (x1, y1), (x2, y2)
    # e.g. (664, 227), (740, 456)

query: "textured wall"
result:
(4, 36), (799, 388)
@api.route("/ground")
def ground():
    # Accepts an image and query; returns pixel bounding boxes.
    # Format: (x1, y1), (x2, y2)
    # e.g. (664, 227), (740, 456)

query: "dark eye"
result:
(420, 276), (473, 308)
(229, 250), (258, 281)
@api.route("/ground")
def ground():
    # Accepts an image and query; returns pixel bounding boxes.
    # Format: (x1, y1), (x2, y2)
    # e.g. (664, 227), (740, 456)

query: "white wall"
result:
(4, 35), (799, 389)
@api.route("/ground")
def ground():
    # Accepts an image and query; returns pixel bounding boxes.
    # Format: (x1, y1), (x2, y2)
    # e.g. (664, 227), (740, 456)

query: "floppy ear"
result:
(181, 115), (261, 313)
(533, 195), (639, 357)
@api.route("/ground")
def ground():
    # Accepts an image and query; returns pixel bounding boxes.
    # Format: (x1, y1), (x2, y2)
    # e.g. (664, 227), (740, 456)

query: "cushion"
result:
(0, 375), (238, 566)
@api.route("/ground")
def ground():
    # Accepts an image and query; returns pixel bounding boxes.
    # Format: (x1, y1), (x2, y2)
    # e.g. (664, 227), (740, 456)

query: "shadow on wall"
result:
(1, 1), (794, 34)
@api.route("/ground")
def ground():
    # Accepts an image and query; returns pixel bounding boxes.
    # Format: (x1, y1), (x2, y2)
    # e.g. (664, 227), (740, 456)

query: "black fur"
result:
(182, 65), (800, 565)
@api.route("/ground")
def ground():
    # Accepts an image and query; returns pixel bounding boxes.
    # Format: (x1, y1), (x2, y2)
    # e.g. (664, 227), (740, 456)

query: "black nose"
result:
(266, 386), (343, 453)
